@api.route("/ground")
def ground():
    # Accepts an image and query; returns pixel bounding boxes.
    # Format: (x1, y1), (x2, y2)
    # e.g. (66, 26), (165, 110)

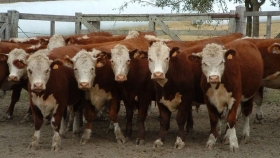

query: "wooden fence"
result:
(1, 5), (275, 40)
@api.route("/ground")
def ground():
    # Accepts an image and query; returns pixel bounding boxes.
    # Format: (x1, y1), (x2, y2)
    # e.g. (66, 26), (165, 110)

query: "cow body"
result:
(189, 40), (263, 151)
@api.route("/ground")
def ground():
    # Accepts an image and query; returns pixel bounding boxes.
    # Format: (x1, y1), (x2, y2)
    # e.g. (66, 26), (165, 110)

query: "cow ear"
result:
(188, 53), (202, 63)
(13, 59), (27, 69)
(129, 49), (138, 59)
(268, 43), (280, 54)
(169, 47), (180, 57)
(63, 55), (73, 67)
(225, 49), (236, 60)
(50, 59), (64, 70)
(96, 51), (107, 67)
(0, 53), (8, 62)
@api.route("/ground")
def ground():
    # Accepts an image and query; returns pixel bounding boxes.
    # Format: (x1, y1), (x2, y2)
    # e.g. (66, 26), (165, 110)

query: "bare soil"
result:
(0, 88), (279, 158)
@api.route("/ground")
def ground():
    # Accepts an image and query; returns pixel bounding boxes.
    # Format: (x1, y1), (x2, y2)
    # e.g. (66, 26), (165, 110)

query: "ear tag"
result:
(53, 64), (59, 69)
(172, 51), (178, 57)
(227, 54), (233, 60)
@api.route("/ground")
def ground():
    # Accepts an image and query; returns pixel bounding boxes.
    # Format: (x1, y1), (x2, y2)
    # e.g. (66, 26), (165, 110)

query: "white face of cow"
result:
(26, 49), (52, 92)
(110, 44), (130, 82)
(47, 34), (66, 50)
(199, 43), (227, 83)
(148, 42), (170, 80)
(71, 49), (97, 90)
(8, 48), (28, 81)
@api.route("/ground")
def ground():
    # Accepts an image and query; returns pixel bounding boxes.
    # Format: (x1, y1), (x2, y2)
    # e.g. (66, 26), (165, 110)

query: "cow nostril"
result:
(34, 82), (43, 88)
(153, 72), (163, 78)
(80, 82), (89, 87)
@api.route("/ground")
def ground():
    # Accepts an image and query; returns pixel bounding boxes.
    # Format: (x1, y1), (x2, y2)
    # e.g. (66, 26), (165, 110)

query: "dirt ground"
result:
(0, 88), (279, 158)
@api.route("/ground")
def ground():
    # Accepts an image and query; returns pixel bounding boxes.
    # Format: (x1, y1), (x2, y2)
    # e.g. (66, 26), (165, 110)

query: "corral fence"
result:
(0, 5), (277, 40)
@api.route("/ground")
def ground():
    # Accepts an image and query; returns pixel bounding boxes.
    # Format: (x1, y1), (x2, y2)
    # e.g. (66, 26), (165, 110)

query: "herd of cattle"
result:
(0, 30), (279, 152)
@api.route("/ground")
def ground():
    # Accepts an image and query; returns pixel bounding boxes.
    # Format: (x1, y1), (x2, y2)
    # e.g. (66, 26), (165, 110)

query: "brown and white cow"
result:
(109, 44), (155, 145)
(188, 41), (263, 152)
(64, 49), (125, 144)
(14, 49), (85, 151)
(143, 41), (196, 149)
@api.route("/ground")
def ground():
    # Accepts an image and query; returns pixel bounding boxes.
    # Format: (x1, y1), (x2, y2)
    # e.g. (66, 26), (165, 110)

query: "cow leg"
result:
(185, 108), (194, 132)
(135, 100), (149, 145)
(174, 104), (190, 149)
(253, 87), (264, 123)
(28, 105), (43, 150)
(241, 98), (254, 143)
(66, 105), (74, 132)
(6, 87), (22, 119)
(153, 103), (171, 148)
(121, 98), (133, 141)
(80, 100), (95, 144)
(205, 103), (220, 150)
(224, 101), (240, 152)
(108, 98), (125, 144)
(51, 107), (66, 151)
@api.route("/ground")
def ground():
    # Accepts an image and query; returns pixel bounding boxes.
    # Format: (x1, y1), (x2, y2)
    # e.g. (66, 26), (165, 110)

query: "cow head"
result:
(6, 48), (29, 82)
(64, 49), (99, 90)
(189, 43), (236, 83)
(268, 43), (280, 54)
(47, 34), (66, 50)
(110, 44), (137, 82)
(14, 49), (54, 92)
(148, 41), (179, 80)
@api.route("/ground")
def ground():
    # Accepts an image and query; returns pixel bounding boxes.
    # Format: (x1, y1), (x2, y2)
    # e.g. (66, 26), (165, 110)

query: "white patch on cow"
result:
(34, 130), (40, 140)
(262, 71), (280, 89)
(30, 130), (40, 149)
(59, 117), (66, 136)
(86, 84), (112, 111)
(206, 83), (235, 113)
(81, 129), (92, 140)
(7, 48), (28, 81)
(31, 93), (58, 118)
(113, 123), (125, 143)
(199, 43), (227, 83)
(224, 123), (239, 151)
(26, 50), (52, 91)
(174, 137), (185, 149)
(144, 35), (171, 42)
(206, 133), (217, 149)
(110, 44), (130, 81)
(156, 79), (168, 87)
(148, 42), (170, 80)
(242, 116), (250, 139)
(71, 50), (97, 88)
(77, 35), (89, 40)
(10, 37), (37, 43)
(47, 34), (66, 50)
(28, 43), (42, 50)
(159, 92), (182, 112)
(153, 139), (164, 148)
(134, 96), (138, 101)
(125, 30), (139, 39)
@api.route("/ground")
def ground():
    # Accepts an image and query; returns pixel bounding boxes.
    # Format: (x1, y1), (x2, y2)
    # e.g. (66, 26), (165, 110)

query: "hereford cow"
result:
(188, 41), (263, 152)
(141, 41), (196, 149)
(13, 49), (85, 151)
(64, 49), (125, 144)
(108, 44), (155, 145)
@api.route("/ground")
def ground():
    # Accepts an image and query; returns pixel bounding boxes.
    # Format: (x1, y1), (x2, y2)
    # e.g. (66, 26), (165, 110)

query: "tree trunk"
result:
(251, 0), (266, 37)
(245, 0), (253, 37)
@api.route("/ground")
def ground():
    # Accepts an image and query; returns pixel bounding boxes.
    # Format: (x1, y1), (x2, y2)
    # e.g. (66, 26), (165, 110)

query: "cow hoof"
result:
(116, 135), (126, 144)
(230, 144), (239, 152)
(135, 138), (145, 145)
(6, 114), (13, 120)
(240, 134), (249, 144)
(28, 136), (39, 150)
(223, 137), (229, 145)
(174, 137), (185, 149)
(51, 145), (61, 151)
(80, 138), (89, 145)
(153, 139), (163, 148)
(206, 134), (216, 150)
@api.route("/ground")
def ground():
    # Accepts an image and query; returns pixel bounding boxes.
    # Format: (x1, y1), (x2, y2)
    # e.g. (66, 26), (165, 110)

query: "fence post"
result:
(149, 15), (155, 32)
(235, 5), (246, 35)
(75, 12), (82, 34)
(50, 21), (55, 36)
(228, 10), (236, 34)
(7, 10), (19, 38)
(266, 16), (271, 38)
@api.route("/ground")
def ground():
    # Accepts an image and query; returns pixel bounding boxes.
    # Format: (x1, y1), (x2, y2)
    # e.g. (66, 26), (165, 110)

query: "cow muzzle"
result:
(208, 75), (220, 83)
(152, 72), (164, 79)
(8, 75), (19, 82)
(79, 82), (90, 90)
(116, 74), (127, 82)
(33, 82), (44, 92)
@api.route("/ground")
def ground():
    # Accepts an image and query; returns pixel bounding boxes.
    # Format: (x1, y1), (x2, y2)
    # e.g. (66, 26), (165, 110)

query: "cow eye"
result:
(28, 69), (32, 74)
(127, 59), (130, 64)
(148, 58), (153, 62)
(45, 69), (50, 74)
(165, 57), (169, 61)
(91, 67), (94, 71)
(202, 62), (207, 66)
(219, 61), (224, 65)
(74, 67), (77, 71)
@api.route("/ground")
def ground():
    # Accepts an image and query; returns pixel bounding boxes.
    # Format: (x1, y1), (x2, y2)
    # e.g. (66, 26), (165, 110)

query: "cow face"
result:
(25, 49), (53, 92)
(110, 44), (137, 82)
(47, 34), (66, 50)
(147, 42), (174, 80)
(191, 43), (235, 83)
(68, 49), (98, 90)
(7, 48), (29, 81)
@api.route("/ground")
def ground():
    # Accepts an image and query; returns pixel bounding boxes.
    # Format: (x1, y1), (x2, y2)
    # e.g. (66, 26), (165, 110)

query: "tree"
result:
(118, 0), (279, 37)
